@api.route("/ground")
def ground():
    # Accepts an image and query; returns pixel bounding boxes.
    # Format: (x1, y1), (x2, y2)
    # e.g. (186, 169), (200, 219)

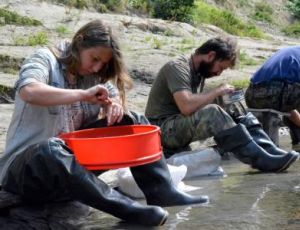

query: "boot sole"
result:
(158, 211), (169, 226)
(277, 153), (299, 172)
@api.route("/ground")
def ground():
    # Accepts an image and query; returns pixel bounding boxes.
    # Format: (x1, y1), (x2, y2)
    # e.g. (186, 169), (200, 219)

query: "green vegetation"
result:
(144, 35), (164, 49)
(0, 54), (23, 74)
(45, 0), (298, 41)
(192, 1), (264, 38)
(28, 32), (48, 46)
(128, 0), (150, 14)
(129, 0), (195, 22)
(178, 38), (196, 52)
(0, 68), (18, 75)
(163, 28), (174, 36)
(239, 51), (258, 68)
(98, 0), (127, 12)
(229, 78), (250, 89)
(251, 2), (273, 23)
(56, 24), (71, 37)
(130, 0), (196, 22)
(282, 22), (300, 37)
(53, 0), (88, 9)
(13, 31), (48, 46)
(206, 77), (250, 91)
(0, 8), (42, 26)
(151, 0), (194, 22)
(144, 35), (152, 42)
(52, 0), (128, 12)
(52, 0), (195, 22)
(215, 0), (225, 4)
(287, 0), (300, 19)
(0, 84), (14, 99)
(150, 37), (163, 49)
(94, 3), (108, 13)
(0, 85), (8, 94)
(286, 0), (300, 37)
(236, 0), (250, 7)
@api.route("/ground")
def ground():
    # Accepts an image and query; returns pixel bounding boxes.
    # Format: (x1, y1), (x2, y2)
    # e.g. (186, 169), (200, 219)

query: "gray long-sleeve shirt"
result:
(0, 42), (118, 185)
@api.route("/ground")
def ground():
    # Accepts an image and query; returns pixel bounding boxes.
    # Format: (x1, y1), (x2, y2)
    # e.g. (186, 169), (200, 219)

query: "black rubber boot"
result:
(236, 112), (296, 156)
(2, 138), (168, 226)
(283, 117), (300, 152)
(130, 156), (209, 207)
(214, 124), (298, 172)
(84, 112), (208, 206)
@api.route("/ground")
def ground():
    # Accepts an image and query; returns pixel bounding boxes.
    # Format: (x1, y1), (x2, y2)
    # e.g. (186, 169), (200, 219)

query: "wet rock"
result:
(0, 189), (90, 230)
(129, 68), (155, 85)
(0, 54), (23, 72)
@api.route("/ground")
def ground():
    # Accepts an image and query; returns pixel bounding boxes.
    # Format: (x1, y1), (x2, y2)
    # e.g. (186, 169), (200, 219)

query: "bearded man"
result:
(145, 36), (299, 173)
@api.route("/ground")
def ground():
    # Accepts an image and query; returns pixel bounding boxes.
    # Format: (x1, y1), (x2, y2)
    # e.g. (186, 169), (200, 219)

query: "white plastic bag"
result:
(117, 164), (187, 199)
(166, 147), (223, 179)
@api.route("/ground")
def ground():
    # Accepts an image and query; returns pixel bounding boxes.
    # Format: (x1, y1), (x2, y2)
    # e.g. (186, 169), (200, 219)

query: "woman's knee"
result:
(19, 138), (77, 177)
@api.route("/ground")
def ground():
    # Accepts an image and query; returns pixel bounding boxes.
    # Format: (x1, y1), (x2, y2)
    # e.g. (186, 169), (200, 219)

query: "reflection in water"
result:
(249, 184), (272, 229)
(293, 184), (300, 192)
(168, 206), (192, 229)
(176, 206), (192, 221)
(251, 184), (271, 210)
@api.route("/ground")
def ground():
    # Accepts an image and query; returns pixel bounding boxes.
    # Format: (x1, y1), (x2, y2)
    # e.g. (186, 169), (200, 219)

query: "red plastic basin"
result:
(59, 125), (162, 170)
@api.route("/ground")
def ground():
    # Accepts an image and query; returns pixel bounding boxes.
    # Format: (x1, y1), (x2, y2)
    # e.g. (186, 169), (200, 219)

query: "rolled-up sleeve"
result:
(104, 81), (119, 98)
(15, 49), (51, 92)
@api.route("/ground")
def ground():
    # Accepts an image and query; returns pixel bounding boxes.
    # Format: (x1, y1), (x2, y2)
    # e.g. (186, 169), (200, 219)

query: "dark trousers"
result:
(1, 112), (147, 203)
(245, 81), (300, 112)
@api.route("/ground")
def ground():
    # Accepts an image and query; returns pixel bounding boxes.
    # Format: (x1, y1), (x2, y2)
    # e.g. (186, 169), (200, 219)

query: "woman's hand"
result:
(104, 99), (124, 126)
(83, 84), (111, 105)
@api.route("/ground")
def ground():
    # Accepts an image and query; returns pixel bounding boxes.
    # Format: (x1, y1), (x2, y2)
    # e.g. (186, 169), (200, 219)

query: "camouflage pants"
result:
(155, 104), (236, 150)
(245, 81), (300, 112)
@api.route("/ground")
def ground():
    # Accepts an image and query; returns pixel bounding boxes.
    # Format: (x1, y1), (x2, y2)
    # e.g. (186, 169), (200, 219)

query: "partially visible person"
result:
(145, 36), (298, 172)
(0, 20), (208, 227)
(245, 46), (300, 151)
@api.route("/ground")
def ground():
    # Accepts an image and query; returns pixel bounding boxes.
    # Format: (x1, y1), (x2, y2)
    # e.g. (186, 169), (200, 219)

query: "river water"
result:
(76, 132), (300, 230)
(2, 125), (292, 229)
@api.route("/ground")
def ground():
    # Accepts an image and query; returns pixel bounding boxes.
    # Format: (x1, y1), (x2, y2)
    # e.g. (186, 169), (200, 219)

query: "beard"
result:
(196, 60), (217, 79)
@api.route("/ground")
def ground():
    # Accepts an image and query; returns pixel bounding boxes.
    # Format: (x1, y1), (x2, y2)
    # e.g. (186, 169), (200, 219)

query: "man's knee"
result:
(195, 104), (228, 120)
(194, 104), (236, 131)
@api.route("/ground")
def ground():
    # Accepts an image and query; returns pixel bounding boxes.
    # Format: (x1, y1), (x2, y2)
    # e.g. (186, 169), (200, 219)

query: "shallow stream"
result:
(79, 131), (300, 230)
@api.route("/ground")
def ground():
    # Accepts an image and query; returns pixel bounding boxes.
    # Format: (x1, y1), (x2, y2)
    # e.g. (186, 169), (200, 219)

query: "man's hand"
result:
(215, 83), (235, 96)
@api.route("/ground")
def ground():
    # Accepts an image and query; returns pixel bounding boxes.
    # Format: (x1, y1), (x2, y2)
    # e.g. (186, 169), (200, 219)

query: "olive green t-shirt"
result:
(145, 55), (193, 120)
